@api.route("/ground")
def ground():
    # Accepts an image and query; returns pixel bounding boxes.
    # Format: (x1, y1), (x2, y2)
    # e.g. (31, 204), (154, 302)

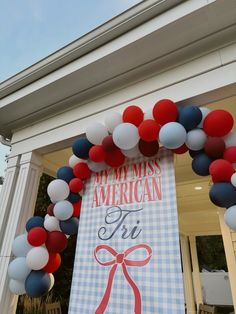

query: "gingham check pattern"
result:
(69, 148), (185, 314)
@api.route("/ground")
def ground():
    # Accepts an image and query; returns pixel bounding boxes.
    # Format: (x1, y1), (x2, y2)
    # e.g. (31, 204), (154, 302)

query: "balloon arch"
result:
(8, 99), (236, 297)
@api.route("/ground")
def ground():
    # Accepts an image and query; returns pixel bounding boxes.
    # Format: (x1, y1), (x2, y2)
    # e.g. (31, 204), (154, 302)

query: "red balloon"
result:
(209, 159), (234, 183)
(138, 119), (160, 142)
(123, 105), (144, 126)
(73, 162), (91, 180)
(152, 99), (178, 125)
(69, 178), (84, 193)
(138, 140), (159, 157)
(102, 135), (117, 152)
(46, 231), (68, 253)
(89, 145), (106, 162)
(204, 137), (225, 158)
(73, 200), (82, 217)
(203, 110), (234, 137)
(224, 147), (236, 164)
(172, 144), (189, 154)
(105, 148), (125, 167)
(47, 204), (55, 216)
(27, 227), (47, 247)
(43, 253), (61, 273)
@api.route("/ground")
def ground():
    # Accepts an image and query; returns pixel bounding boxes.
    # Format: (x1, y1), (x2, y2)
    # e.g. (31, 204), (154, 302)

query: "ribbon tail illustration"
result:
(95, 264), (117, 314)
(122, 263), (141, 314)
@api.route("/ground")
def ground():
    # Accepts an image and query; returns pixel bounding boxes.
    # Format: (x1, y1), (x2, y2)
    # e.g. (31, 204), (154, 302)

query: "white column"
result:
(189, 235), (203, 310)
(0, 156), (20, 246)
(218, 208), (236, 311)
(180, 234), (196, 314)
(0, 152), (42, 314)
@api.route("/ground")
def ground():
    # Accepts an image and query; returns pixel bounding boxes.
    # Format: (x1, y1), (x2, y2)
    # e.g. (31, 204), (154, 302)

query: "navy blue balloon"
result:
(57, 166), (74, 183)
(177, 106), (184, 120)
(209, 183), (236, 208)
(67, 192), (82, 203)
(189, 149), (204, 159)
(59, 217), (79, 235)
(72, 138), (93, 159)
(178, 106), (202, 131)
(192, 153), (212, 176)
(25, 271), (50, 297)
(26, 216), (44, 232)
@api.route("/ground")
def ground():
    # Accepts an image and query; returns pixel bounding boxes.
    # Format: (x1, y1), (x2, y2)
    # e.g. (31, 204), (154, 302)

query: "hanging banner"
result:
(69, 148), (185, 314)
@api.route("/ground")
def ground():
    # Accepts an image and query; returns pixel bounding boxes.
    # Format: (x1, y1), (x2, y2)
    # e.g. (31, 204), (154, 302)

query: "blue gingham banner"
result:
(69, 148), (185, 314)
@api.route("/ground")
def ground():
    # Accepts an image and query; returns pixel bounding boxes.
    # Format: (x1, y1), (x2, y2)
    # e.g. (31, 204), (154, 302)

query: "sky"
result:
(0, 0), (142, 82)
(0, 0), (142, 183)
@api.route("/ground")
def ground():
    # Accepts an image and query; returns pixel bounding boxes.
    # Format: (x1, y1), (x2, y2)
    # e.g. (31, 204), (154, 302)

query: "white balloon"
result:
(69, 155), (84, 168)
(44, 214), (50, 220)
(86, 123), (108, 145)
(224, 206), (236, 230)
(159, 122), (187, 149)
(104, 112), (122, 133)
(49, 273), (55, 291)
(26, 247), (49, 270)
(197, 107), (211, 128)
(144, 109), (154, 120)
(44, 216), (61, 232)
(231, 173), (236, 187)
(113, 123), (139, 150)
(9, 279), (26, 295)
(224, 132), (236, 148)
(122, 145), (141, 158)
(47, 179), (70, 202)
(87, 160), (107, 172)
(12, 234), (33, 257)
(186, 129), (207, 151)
(53, 200), (73, 221)
(8, 257), (31, 281)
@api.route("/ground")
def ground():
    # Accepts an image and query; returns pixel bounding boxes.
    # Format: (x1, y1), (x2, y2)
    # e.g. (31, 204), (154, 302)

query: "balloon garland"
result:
(8, 99), (236, 297)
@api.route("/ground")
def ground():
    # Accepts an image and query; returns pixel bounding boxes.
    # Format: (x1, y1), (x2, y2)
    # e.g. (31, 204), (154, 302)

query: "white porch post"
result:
(218, 208), (236, 310)
(180, 234), (196, 314)
(0, 155), (20, 246)
(0, 152), (42, 314)
(189, 236), (203, 310)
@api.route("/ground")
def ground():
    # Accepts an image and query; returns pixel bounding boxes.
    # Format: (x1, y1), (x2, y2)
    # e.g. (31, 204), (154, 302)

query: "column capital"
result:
(20, 151), (42, 167)
(5, 155), (20, 169)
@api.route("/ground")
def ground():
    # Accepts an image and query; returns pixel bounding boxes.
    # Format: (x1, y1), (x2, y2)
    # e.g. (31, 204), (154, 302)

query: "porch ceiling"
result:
(42, 96), (236, 237)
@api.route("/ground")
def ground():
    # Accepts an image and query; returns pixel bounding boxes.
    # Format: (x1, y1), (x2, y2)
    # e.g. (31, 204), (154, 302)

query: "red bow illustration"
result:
(94, 243), (152, 314)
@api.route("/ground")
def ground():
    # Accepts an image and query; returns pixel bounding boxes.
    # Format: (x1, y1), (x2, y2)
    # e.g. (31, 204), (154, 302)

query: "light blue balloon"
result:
(159, 122), (187, 149)
(53, 200), (73, 221)
(224, 206), (236, 230)
(12, 234), (33, 257)
(9, 279), (26, 295)
(8, 257), (31, 281)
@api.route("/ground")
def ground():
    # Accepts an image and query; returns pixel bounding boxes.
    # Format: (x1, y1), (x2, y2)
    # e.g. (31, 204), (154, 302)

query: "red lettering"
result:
(134, 180), (142, 202)
(119, 182), (129, 204)
(147, 161), (154, 176)
(154, 159), (161, 175)
(143, 178), (152, 202)
(113, 168), (122, 181)
(133, 163), (142, 178)
(98, 185), (111, 206)
(92, 186), (99, 208)
(152, 176), (162, 200)
(129, 181), (133, 204)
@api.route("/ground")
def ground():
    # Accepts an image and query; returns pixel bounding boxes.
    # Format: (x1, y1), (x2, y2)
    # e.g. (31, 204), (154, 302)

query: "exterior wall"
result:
(9, 41), (236, 158)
